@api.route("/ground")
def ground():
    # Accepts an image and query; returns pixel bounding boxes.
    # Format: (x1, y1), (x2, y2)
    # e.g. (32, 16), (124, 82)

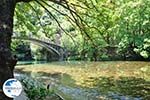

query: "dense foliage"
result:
(19, 75), (59, 100)
(12, 0), (150, 61)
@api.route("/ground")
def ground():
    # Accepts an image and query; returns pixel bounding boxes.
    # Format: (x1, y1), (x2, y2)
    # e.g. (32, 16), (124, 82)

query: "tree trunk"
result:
(0, 0), (16, 99)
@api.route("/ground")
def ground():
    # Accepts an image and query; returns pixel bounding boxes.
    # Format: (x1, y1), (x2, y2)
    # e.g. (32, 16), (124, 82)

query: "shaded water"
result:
(17, 61), (48, 65)
(15, 61), (150, 100)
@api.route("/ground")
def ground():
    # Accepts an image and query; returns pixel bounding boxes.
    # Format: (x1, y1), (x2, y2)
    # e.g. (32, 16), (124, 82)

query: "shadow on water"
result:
(15, 61), (150, 99)
(15, 68), (76, 86)
(15, 68), (79, 100)
(16, 61), (48, 65)
(15, 67), (150, 100)
(86, 76), (150, 100)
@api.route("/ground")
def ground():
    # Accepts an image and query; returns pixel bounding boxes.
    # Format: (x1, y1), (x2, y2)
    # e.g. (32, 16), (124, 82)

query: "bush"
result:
(134, 38), (150, 59)
(19, 75), (54, 100)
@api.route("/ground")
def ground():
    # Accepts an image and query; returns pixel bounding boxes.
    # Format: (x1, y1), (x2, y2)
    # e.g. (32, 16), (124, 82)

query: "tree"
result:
(0, 0), (57, 99)
(0, 0), (93, 99)
(0, 0), (149, 98)
(0, 0), (17, 99)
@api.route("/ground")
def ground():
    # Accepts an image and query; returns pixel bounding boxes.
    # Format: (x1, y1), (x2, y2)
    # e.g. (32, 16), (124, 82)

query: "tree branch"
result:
(16, 0), (33, 3)
(35, 0), (77, 46)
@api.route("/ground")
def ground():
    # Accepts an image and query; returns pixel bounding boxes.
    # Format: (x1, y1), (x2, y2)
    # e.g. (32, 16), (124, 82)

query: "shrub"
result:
(19, 75), (54, 100)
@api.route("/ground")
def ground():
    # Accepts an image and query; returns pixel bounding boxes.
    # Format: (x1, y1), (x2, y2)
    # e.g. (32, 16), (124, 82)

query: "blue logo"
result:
(3, 78), (22, 98)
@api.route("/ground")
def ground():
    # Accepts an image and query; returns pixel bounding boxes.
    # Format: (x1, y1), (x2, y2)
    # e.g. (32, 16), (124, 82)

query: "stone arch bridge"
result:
(12, 36), (67, 61)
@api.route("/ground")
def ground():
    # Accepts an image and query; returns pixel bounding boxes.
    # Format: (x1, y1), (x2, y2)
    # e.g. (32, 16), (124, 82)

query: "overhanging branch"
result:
(35, 0), (77, 46)
(17, 0), (98, 47)
(16, 0), (33, 3)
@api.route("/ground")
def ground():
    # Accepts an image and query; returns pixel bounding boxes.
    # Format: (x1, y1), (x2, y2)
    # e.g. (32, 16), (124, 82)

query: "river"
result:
(15, 61), (150, 100)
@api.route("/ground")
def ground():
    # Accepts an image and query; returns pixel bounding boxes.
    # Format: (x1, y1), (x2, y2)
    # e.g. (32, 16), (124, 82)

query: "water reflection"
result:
(17, 61), (48, 65)
(15, 61), (150, 100)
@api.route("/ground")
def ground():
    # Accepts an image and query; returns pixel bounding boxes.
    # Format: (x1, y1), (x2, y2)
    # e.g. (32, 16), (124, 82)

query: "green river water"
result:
(15, 61), (150, 100)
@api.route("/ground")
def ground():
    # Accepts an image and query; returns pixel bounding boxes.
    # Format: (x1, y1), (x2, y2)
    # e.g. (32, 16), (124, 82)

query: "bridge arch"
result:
(12, 37), (66, 61)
